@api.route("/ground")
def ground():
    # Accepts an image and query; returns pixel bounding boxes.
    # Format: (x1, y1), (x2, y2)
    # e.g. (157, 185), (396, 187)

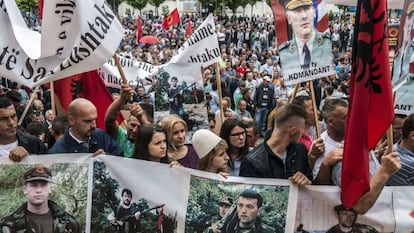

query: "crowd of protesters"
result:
(0, 7), (411, 219)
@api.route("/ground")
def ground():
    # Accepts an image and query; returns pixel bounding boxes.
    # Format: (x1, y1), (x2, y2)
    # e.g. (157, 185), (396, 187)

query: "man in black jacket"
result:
(240, 104), (312, 185)
(0, 97), (47, 162)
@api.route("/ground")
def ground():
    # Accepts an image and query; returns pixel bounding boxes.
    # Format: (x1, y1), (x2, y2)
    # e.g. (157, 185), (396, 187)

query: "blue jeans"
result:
(255, 107), (268, 136)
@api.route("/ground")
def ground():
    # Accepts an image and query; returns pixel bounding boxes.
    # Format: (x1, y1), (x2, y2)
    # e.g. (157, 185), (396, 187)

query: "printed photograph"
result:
(91, 161), (178, 233)
(0, 163), (88, 233)
(154, 66), (208, 138)
(185, 176), (290, 232)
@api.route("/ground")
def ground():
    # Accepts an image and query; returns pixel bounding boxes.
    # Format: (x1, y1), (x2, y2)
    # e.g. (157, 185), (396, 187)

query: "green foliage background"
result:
(91, 161), (177, 233)
(0, 163), (88, 230)
(185, 176), (289, 232)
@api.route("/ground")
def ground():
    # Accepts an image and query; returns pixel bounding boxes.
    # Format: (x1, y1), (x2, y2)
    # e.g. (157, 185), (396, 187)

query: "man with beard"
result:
(107, 188), (146, 233)
(49, 98), (123, 156)
(326, 205), (378, 233)
(0, 165), (81, 233)
(223, 189), (275, 233)
(105, 84), (150, 157)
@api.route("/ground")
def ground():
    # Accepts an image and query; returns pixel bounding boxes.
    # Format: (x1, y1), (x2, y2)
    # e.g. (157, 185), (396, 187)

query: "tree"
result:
(106, 0), (122, 16)
(126, 0), (147, 16)
(16, 0), (37, 13)
(149, 0), (164, 16)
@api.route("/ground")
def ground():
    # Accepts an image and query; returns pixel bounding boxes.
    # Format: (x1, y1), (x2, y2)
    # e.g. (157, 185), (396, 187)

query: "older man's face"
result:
(286, 5), (316, 40)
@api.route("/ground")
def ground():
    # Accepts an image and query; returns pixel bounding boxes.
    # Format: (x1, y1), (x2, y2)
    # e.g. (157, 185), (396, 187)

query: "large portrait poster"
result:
(272, 0), (334, 85)
(0, 155), (90, 232)
(392, 0), (414, 91)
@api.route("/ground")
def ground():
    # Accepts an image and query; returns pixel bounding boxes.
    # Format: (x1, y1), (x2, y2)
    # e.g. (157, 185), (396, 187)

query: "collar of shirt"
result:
(295, 31), (315, 62)
(69, 128), (88, 145)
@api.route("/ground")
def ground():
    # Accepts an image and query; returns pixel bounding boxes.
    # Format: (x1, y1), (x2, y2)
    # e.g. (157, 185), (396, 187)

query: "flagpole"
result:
(386, 91), (397, 154)
(309, 80), (321, 138)
(290, 84), (300, 103)
(113, 54), (129, 85)
(50, 82), (56, 117)
(215, 62), (224, 134)
(18, 86), (40, 126)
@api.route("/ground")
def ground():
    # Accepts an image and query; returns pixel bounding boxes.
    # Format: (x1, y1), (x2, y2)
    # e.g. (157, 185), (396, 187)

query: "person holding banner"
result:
(49, 98), (123, 156)
(105, 84), (151, 158)
(239, 104), (312, 184)
(278, 0), (333, 82)
(0, 165), (81, 233)
(133, 124), (170, 164)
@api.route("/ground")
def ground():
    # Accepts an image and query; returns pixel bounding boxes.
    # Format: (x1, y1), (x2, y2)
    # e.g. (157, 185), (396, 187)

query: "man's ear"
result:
(67, 114), (75, 126)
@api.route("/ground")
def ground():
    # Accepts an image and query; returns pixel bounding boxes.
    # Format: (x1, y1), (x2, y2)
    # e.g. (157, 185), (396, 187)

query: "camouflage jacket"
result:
(0, 200), (81, 233)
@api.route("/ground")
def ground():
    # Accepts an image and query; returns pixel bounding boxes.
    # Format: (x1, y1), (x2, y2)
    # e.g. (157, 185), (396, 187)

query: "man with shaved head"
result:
(49, 98), (123, 156)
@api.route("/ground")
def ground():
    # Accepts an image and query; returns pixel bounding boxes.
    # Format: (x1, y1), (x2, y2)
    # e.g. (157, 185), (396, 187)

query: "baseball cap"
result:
(263, 75), (271, 82)
(23, 164), (52, 183)
(192, 129), (222, 159)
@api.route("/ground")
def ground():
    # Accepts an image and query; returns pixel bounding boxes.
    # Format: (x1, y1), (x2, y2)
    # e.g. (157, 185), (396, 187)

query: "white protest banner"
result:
(395, 80), (414, 115)
(295, 185), (414, 232)
(0, 0), (123, 88)
(2, 154), (414, 232)
(170, 14), (221, 67)
(99, 56), (202, 88)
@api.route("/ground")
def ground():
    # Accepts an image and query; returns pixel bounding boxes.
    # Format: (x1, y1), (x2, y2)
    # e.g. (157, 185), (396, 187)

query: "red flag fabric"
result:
(38, 0), (44, 20)
(341, 0), (394, 209)
(54, 70), (124, 130)
(136, 16), (143, 44)
(162, 8), (180, 29)
(157, 206), (164, 232)
(185, 19), (192, 37)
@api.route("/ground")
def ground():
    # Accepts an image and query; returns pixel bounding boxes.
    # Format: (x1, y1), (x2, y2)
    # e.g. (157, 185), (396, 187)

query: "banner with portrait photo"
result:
(0, 0), (123, 88)
(391, 0), (414, 91)
(295, 185), (414, 232)
(0, 154), (91, 232)
(2, 154), (414, 232)
(272, 0), (335, 85)
(93, 155), (298, 233)
(394, 80), (414, 115)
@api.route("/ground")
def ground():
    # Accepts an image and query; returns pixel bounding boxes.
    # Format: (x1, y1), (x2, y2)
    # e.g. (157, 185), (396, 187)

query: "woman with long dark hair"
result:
(219, 118), (249, 176)
(133, 124), (169, 164)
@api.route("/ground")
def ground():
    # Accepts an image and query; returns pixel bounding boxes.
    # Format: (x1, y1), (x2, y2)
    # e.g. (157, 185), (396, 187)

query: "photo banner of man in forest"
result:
(1, 154), (414, 232)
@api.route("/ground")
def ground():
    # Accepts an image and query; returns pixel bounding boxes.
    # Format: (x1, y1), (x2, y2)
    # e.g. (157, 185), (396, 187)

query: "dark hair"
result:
(402, 114), (414, 140)
(325, 86), (334, 96)
(26, 122), (44, 137)
(322, 98), (348, 122)
(219, 118), (249, 160)
(239, 189), (263, 208)
(245, 121), (258, 135)
(121, 188), (132, 197)
(291, 95), (311, 108)
(274, 104), (308, 129)
(134, 124), (169, 163)
(51, 115), (69, 136)
(0, 96), (13, 109)
(4, 90), (22, 102)
(334, 204), (356, 214)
